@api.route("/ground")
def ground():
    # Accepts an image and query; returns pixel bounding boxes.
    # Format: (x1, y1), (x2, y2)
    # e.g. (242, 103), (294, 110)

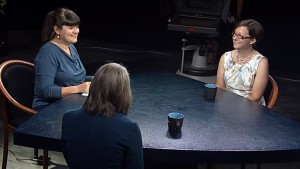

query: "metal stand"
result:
(180, 38), (217, 76)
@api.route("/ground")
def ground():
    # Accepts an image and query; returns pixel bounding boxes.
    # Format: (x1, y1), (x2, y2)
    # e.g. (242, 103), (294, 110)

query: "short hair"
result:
(41, 8), (80, 43)
(83, 63), (132, 117)
(234, 19), (264, 46)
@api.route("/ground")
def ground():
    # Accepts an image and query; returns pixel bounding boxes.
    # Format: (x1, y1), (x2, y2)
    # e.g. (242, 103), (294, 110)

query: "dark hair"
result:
(83, 63), (132, 117)
(234, 19), (264, 46)
(41, 8), (80, 43)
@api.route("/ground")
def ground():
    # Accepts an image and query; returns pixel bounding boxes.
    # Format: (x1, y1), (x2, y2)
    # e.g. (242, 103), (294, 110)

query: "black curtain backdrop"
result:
(7, 0), (300, 74)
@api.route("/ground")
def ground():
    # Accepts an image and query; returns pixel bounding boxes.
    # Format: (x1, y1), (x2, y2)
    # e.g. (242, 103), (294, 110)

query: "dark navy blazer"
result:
(61, 108), (144, 169)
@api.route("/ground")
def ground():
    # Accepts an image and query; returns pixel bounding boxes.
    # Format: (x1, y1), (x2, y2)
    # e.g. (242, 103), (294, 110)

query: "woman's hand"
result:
(78, 82), (91, 93)
(61, 82), (91, 97)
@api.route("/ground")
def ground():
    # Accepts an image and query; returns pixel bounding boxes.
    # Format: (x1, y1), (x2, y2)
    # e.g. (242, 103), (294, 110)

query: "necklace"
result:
(236, 50), (253, 64)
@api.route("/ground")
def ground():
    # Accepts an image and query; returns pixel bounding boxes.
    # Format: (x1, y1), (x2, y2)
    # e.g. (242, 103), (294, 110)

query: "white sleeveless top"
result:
(223, 51), (266, 106)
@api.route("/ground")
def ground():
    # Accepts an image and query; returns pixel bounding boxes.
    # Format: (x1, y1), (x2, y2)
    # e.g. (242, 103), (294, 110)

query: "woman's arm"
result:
(61, 82), (90, 97)
(247, 58), (269, 102)
(85, 75), (93, 82)
(34, 47), (62, 99)
(215, 54), (226, 89)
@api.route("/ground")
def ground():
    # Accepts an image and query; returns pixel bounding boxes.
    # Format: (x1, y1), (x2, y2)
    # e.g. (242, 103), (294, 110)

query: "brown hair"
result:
(83, 63), (132, 117)
(41, 7), (80, 43)
(234, 19), (264, 46)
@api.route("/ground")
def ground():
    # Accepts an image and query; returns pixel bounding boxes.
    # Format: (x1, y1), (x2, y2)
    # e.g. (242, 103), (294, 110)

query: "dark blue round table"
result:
(15, 71), (300, 165)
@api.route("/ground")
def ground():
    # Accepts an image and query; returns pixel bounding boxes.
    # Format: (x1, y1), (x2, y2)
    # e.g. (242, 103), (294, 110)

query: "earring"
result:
(57, 34), (60, 39)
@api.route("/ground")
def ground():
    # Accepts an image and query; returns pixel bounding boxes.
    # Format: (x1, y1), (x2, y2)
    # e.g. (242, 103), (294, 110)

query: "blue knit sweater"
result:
(32, 42), (88, 109)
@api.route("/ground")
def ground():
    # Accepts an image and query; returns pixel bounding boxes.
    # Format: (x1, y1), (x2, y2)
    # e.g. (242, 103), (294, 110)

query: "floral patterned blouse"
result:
(223, 51), (266, 106)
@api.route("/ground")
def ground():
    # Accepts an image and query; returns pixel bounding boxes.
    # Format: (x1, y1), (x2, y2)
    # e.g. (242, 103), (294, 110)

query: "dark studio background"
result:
(5, 0), (300, 76)
(2, 2), (300, 168)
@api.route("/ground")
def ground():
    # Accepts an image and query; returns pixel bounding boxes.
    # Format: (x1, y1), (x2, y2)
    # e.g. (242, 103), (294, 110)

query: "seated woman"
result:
(61, 63), (144, 169)
(32, 7), (92, 111)
(215, 19), (269, 105)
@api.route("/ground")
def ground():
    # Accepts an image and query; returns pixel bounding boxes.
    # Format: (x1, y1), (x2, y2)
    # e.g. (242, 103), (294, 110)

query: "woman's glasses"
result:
(232, 33), (251, 39)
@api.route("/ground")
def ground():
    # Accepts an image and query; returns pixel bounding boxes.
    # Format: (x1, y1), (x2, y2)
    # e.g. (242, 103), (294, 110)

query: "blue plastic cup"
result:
(168, 112), (184, 138)
(204, 83), (217, 100)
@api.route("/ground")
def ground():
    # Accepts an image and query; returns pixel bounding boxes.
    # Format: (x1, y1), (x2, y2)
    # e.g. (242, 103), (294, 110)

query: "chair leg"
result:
(241, 163), (246, 169)
(2, 130), (9, 169)
(257, 163), (261, 169)
(34, 148), (39, 158)
(43, 149), (49, 169)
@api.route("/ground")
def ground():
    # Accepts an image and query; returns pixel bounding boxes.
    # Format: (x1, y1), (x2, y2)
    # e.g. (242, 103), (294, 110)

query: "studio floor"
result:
(1, 31), (300, 169)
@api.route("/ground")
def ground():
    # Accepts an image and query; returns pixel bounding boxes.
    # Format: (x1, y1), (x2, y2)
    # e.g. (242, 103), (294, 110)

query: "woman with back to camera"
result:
(61, 62), (144, 169)
(215, 19), (269, 105)
(32, 7), (92, 111)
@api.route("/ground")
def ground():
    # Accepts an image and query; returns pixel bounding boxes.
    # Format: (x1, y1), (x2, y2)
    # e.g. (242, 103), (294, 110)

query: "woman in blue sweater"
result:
(33, 8), (91, 110)
(61, 63), (144, 169)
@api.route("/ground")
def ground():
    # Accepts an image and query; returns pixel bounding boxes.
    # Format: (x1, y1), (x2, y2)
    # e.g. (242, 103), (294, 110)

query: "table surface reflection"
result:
(15, 71), (300, 164)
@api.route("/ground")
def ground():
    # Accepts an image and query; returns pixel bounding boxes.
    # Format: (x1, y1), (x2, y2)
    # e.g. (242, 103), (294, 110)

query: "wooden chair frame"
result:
(0, 60), (48, 168)
(266, 75), (279, 109)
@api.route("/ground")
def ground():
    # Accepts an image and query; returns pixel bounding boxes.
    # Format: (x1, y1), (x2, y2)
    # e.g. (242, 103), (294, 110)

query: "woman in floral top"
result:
(215, 19), (269, 105)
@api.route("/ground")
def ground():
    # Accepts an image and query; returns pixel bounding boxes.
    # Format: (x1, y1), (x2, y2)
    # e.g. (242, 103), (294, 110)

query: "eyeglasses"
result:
(232, 33), (251, 39)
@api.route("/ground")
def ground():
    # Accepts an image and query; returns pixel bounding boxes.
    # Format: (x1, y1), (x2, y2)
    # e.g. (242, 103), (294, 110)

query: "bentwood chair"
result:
(241, 75), (279, 169)
(0, 59), (41, 169)
(265, 75), (279, 109)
